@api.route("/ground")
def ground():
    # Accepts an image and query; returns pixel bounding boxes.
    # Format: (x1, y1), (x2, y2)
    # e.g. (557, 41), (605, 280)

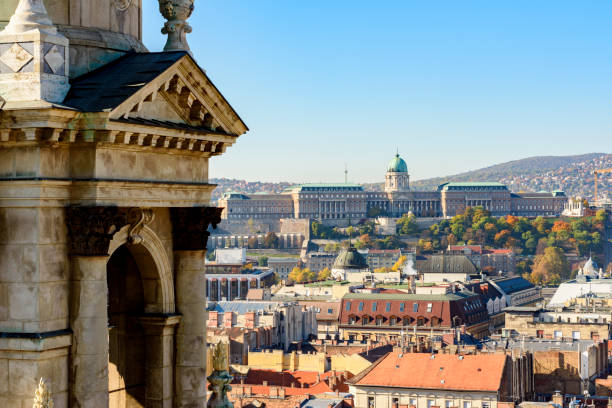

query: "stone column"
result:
(65, 206), (134, 408)
(170, 207), (221, 408)
(139, 314), (181, 408)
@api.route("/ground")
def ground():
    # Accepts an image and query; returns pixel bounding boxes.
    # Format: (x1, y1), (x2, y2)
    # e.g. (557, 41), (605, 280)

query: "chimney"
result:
(552, 391), (563, 407)
(343, 395), (355, 408)
(263, 380), (268, 387)
(279, 387), (286, 399)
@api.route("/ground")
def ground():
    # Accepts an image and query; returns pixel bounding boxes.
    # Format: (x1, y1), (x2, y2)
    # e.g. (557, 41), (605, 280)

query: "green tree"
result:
(258, 256), (268, 267)
(397, 213), (419, 235)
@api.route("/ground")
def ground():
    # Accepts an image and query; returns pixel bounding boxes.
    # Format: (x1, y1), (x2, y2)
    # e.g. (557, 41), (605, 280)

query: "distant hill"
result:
(212, 153), (612, 202)
(365, 153), (611, 199)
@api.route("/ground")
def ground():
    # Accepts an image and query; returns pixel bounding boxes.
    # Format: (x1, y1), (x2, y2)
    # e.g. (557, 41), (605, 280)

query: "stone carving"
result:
(127, 208), (155, 244)
(112, 0), (133, 11)
(170, 207), (222, 251)
(32, 378), (53, 408)
(158, 0), (194, 52)
(66, 206), (131, 256)
(66, 206), (159, 255)
(43, 44), (64, 74)
(207, 342), (233, 408)
(0, 43), (33, 72)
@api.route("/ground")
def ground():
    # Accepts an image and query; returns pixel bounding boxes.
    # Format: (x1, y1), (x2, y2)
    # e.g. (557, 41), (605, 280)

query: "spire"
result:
(159, 0), (195, 54)
(1, 0), (56, 35)
(0, 0), (70, 104)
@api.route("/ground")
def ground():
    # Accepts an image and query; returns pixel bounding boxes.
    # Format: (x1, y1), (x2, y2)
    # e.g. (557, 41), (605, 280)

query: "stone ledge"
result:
(0, 329), (72, 352)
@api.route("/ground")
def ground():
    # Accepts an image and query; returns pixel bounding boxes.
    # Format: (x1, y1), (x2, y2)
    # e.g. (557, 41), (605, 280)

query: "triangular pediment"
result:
(111, 54), (248, 136)
(63, 52), (248, 137)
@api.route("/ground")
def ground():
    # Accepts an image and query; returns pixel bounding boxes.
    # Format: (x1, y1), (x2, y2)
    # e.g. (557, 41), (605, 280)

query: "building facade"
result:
(0, 1), (248, 407)
(219, 153), (568, 224)
(338, 291), (491, 342)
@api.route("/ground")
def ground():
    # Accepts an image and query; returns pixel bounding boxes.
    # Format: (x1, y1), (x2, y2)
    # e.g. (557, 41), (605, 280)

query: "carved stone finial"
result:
(33, 378), (54, 408)
(158, 0), (194, 53)
(2, 0), (56, 35)
(0, 0), (70, 104)
(208, 342), (233, 408)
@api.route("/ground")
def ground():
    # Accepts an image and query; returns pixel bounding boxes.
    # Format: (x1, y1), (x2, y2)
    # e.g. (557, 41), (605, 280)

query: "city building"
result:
(218, 153), (569, 226)
(482, 336), (608, 395)
(207, 301), (317, 351)
(347, 352), (533, 408)
(269, 257), (300, 281)
(331, 246), (371, 281)
(548, 275), (612, 307)
(417, 254), (479, 283)
(305, 252), (338, 272)
(504, 306), (612, 341)
(302, 301), (342, 339)
(447, 245), (516, 274)
(204, 266), (276, 301)
(0, 1), (248, 407)
(338, 290), (491, 342)
(364, 249), (403, 270)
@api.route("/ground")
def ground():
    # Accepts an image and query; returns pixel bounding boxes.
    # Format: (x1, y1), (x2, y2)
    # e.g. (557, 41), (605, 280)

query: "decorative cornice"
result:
(170, 206), (222, 251)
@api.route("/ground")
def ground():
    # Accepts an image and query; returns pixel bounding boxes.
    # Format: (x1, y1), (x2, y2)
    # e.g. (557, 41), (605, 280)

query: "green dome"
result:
(333, 247), (369, 270)
(387, 153), (408, 173)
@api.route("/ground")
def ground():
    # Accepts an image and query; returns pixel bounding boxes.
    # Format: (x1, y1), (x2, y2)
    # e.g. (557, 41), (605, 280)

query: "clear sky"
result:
(143, 1), (612, 184)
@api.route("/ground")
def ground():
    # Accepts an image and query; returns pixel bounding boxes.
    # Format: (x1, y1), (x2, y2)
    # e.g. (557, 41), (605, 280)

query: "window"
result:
(368, 397), (375, 408)
(554, 330), (562, 339)
(392, 398), (399, 407)
(413, 303), (419, 312)
(359, 302), (364, 311)
(346, 302), (351, 311)
(328, 308), (333, 314)
(410, 398), (417, 407)
(376, 317), (383, 326)
(349, 316), (355, 324)
(386, 302), (391, 312)
(400, 303), (405, 312)
(572, 331), (581, 340)
(463, 402), (471, 408)
(445, 401), (453, 408)
(482, 403), (490, 408)
(390, 317), (396, 325)
(372, 302), (378, 312)
(427, 400), (434, 408)
(427, 303), (433, 313)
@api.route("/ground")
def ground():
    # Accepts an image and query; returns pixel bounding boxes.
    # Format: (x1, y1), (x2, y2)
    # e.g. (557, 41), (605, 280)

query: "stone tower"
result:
(0, 1), (248, 407)
(384, 152), (410, 193)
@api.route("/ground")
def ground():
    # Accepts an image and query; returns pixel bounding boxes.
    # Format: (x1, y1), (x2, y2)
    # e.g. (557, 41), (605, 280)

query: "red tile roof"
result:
(449, 245), (483, 254)
(351, 352), (506, 392)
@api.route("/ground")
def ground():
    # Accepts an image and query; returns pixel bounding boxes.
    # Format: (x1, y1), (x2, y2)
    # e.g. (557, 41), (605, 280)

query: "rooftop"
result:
(349, 352), (506, 392)
(342, 292), (476, 301)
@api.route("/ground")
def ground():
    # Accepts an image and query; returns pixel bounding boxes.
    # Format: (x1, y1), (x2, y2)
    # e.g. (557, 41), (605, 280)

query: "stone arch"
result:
(108, 225), (175, 314)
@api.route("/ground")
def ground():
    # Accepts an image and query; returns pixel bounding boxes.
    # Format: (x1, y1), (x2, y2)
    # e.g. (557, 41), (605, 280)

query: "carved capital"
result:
(66, 206), (129, 256)
(170, 207), (222, 251)
(66, 206), (155, 256)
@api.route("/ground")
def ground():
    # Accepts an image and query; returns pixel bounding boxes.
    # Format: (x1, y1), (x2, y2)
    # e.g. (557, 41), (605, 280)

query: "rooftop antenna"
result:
(344, 163), (348, 184)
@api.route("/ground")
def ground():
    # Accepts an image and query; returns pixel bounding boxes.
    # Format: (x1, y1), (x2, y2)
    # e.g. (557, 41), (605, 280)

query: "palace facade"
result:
(219, 153), (568, 223)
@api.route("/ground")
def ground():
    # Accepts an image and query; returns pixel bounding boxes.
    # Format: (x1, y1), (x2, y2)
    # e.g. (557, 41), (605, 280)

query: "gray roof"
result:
(419, 255), (478, 274)
(64, 51), (187, 112)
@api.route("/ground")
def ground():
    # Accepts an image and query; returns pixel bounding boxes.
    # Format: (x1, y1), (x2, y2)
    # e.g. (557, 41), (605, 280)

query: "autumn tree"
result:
(526, 246), (569, 286)
(318, 268), (331, 281)
(397, 213), (419, 235)
(263, 232), (279, 248)
(391, 255), (408, 271)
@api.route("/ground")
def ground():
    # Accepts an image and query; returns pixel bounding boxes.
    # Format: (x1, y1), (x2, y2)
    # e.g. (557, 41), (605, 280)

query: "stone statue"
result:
(158, 0), (195, 53)
(207, 342), (233, 408)
(32, 378), (53, 408)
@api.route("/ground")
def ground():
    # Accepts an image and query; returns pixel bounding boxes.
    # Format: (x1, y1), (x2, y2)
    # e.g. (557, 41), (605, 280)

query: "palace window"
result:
(400, 303), (405, 312)
(427, 303), (433, 313)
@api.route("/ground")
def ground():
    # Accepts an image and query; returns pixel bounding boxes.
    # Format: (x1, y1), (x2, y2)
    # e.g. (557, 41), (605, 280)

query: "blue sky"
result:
(143, 1), (611, 183)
